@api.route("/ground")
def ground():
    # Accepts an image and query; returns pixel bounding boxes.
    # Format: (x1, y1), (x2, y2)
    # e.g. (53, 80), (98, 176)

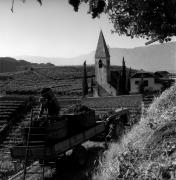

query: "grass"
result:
(94, 84), (176, 179)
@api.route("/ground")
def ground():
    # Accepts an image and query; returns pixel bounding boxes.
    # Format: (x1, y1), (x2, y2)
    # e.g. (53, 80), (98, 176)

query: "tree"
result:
(11, 0), (42, 12)
(18, 0), (176, 43)
(90, 76), (94, 95)
(127, 67), (131, 94)
(68, 0), (176, 43)
(82, 61), (88, 96)
(121, 57), (127, 94)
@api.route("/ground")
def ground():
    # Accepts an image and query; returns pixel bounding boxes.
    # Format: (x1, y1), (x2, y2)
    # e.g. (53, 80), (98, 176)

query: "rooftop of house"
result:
(154, 71), (170, 78)
(131, 72), (155, 79)
(131, 71), (173, 85)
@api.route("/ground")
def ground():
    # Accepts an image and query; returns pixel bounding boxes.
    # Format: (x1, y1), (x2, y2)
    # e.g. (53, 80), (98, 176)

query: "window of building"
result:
(99, 59), (103, 68)
(135, 81), (139, 85)
(143, 80), (148, 86)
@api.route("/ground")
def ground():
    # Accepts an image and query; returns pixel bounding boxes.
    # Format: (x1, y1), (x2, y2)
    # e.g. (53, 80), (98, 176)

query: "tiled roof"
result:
(131, 72), (155, 78)
(95, 30), (110, 58)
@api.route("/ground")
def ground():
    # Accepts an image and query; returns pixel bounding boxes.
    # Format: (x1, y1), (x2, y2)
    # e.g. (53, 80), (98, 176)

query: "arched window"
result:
(99, 59), (103, 68)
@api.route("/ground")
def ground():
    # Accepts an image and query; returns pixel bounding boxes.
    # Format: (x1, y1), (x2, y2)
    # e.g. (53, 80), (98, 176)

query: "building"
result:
(130, 71), (173, 94)
(154, 71), (170, 78)
(93, 31), (173, 96)
(93, 31), (120, 97)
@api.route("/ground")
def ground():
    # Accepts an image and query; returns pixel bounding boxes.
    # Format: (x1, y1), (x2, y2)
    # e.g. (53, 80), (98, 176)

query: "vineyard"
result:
(0, 66), (145, 179)
(0, 65), (136, 97)
(0, 96), (31, 179)
(0, 66), (95, 96)
(0, 96), (81, 179)
(0, 94), (143, 179)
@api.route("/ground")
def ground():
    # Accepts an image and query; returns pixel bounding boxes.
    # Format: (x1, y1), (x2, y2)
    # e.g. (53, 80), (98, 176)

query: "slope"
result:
(95, 84), (176, 179)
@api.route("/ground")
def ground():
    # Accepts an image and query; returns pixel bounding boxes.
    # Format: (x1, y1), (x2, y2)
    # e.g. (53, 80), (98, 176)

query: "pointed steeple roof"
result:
(95, 30), (110, 58)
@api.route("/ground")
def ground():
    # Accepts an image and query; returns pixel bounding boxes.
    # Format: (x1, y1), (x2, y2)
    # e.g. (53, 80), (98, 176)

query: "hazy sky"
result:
(0, 0), (158, 58)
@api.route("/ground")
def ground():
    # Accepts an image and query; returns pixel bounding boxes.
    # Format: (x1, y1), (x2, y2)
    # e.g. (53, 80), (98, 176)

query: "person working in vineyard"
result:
(38, 87), (60, 122)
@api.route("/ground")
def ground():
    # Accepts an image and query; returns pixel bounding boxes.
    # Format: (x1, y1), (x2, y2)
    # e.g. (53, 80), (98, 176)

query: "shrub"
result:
(144, 86), (154, 95)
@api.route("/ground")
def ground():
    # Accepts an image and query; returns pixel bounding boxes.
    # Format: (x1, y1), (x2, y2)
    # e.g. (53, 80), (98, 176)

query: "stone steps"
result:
(0, 97), (31, 174)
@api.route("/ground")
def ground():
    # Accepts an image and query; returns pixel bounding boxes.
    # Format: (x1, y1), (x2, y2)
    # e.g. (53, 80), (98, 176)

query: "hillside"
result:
(0, 66), (136, 96)
(0, 57), (54, 73)
(0, 66), (94, 96)
(95, 84), (176, 179)
(16, 42), (176, 73)
(110, 42), (176, 72)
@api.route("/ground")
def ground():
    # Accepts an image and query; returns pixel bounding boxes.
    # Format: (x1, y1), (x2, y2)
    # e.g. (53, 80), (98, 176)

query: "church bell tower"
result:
(95, 30), (111, 85)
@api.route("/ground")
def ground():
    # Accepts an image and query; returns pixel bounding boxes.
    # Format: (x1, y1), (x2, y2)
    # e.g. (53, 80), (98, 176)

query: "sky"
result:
(0, 0), (159, 59)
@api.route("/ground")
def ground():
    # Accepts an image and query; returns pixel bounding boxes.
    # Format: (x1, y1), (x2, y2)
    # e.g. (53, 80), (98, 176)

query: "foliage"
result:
(69, 0), (81, 12)
(119, 57), (127, 95)
(94, 84), (176, 179)
(95, 143), (176, 179)
(69, 0), (106, 18)
(68, 0), (176, 43)
(15, 0), (176, 42)
(122, 57), (127, 94)
(147, 85), (176, 130)
(143, 86), (154, 95)
(82, 61), (88, 96)
(90, 77), (94, 94)
(127, 67), (131, 94)
(107, 0), (176, 42)
(23, 0), (42, 5)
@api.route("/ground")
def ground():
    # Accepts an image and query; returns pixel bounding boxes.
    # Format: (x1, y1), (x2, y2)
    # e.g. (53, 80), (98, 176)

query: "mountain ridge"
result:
(15, 42), (176, 73)
(0, 57), (54, 73)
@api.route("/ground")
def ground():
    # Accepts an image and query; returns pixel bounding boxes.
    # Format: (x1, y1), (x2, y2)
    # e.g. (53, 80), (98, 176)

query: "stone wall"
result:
(82, 94), (142, 123)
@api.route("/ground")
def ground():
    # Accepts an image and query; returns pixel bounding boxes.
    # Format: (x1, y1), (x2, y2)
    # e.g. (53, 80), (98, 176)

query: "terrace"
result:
(0, 67), (94, 96)
(0, 92), (145, 179)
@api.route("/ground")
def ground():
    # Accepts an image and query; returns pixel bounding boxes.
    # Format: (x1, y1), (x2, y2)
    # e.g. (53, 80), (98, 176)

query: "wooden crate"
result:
(46, 119), (68, 140)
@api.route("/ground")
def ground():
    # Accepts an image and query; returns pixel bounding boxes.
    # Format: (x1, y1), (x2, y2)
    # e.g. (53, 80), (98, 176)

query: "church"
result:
(92, 31), (173, 97)
(93, 31), (121, 97)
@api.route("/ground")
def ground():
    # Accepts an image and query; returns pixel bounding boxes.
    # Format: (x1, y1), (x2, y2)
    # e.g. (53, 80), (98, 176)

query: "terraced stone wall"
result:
(15, 95), (142, 124)
(0, 95), (33, 142)
(82, 94), (142, 124)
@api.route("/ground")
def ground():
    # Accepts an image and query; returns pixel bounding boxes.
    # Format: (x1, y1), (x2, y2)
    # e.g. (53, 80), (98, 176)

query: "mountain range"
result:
(15, 42), (176, 73)
(0, 57), (54, 73)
